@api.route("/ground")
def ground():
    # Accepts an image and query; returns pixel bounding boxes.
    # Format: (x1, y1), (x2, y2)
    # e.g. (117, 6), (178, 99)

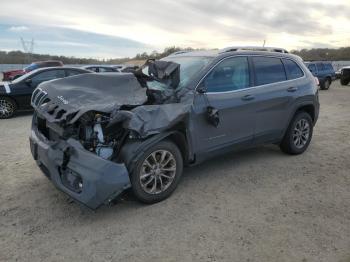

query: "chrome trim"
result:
(195, 54), (307, 95)
(31, 88), (48, 108)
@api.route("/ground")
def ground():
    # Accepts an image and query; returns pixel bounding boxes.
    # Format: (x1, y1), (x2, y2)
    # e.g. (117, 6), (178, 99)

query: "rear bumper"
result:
(29, 126), (131, 209)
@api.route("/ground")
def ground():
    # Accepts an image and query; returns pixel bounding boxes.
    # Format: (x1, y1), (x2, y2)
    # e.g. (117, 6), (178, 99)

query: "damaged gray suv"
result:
(29, 47), (319, 209)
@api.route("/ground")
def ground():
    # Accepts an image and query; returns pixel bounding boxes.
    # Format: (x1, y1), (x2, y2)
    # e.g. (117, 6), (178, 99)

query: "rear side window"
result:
(316, 63), (325, 71)
(204, 57), (250, 92)
(325, 63), (334, 71)
(283, 59), (304, 79)
(252, 57), (287, 85)
(32, 70), (65, 82)
(99, 67), (115, 72)
(66, 70), (83, 76)
(308, 64), (316, 73)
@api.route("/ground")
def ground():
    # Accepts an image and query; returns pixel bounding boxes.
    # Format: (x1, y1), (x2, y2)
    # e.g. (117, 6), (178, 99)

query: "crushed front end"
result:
(30, 110), (131, 209)
(29, 62), (188, 209)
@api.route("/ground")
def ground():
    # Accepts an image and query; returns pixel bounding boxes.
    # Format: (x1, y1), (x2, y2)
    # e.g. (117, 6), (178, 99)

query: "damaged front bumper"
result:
(29, 125), (131, 209)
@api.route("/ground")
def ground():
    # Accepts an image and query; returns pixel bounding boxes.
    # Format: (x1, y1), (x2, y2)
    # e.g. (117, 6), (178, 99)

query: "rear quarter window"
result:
(252, 57), (287, 85)
(283, 59), (304, 80)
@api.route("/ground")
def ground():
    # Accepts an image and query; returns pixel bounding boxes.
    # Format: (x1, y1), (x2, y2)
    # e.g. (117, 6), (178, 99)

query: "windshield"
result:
(143, 56), (212, 90)
(24, 63), (39, 72)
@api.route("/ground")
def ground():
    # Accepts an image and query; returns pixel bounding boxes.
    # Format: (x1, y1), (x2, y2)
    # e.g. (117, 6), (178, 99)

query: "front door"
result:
(190, 56), (256, 155)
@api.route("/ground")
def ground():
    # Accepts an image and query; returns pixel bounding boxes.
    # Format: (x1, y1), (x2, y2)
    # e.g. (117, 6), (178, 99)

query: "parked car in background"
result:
(0, 67), (90, 118)
(2, 60), (64, 81)
(335, 68), (342, 79)
(305, 61), (336, 90)
(340, 66), (350, 86)
(82, 65), (120, 73)
(121, 65), (140, 73)
(29, 47), (319, 209)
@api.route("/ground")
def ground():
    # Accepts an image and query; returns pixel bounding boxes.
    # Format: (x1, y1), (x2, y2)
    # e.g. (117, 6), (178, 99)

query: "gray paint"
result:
(30, 50), (320, 209)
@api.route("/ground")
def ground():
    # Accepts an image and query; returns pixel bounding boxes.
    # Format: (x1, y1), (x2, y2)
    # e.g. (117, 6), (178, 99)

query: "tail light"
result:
(314, 77), (319, 86)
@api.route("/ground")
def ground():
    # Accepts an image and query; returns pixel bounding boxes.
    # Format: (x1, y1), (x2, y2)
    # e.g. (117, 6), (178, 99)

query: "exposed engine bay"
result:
(33, 59), (191, 160)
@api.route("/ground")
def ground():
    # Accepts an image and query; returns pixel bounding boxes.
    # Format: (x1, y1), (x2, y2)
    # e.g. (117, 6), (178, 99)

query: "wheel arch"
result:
(296, 104), (315, 122)
(119, 125), (192, 173)
(281, 102), (316, 140)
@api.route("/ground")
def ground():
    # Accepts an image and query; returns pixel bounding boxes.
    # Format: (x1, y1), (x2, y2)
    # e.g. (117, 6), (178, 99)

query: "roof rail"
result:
(169, 50), (190, 56)
(220, 46), (289, 54)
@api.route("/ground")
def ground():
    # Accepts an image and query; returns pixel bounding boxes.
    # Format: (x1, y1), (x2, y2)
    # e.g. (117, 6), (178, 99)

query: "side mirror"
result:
(196, 83), (207, 94)
(25, 78), (32, 85)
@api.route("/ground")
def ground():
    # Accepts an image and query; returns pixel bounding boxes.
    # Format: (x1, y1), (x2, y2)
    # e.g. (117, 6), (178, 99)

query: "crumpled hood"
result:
(33, 73), (148, 123)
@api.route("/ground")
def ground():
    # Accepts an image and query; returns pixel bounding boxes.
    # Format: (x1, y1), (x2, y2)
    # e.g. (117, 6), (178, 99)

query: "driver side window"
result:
(31, 70), (65, 84)
(204, 57), (250, 92)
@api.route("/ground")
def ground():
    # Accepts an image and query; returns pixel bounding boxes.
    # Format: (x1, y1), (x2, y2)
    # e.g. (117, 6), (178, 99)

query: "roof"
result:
(166, 49), (302, 62)
(167, 50), (219, 57)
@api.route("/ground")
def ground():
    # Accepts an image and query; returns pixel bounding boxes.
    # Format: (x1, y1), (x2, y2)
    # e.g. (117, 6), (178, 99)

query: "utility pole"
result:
(20, 37), (34, 64)
(262, 40), (266, 47)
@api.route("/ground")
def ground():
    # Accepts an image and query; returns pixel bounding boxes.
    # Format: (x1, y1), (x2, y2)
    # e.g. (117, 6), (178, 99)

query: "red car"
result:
(2, 60), (63, 81)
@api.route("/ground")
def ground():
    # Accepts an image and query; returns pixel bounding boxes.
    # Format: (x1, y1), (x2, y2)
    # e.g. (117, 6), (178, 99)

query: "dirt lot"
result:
(0, 81), (349, 262)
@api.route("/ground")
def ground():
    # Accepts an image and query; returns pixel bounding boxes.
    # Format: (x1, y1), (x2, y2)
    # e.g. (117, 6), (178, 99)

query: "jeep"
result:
(305, 61), (336, 90)
(29, 47), (319, 209)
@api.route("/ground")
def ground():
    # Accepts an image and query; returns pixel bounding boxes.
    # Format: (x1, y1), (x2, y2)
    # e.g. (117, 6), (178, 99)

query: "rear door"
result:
(251, 56), (305, 143)
(316, 63), (326, 81)
(191, 56), (257, 155)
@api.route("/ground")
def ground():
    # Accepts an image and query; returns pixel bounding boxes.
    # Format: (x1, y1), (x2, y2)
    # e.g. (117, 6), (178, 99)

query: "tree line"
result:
(1, 46), (350, 65)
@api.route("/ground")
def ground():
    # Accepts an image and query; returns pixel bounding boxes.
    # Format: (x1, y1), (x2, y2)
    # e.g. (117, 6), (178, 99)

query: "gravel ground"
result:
(0, 80), (349, 262)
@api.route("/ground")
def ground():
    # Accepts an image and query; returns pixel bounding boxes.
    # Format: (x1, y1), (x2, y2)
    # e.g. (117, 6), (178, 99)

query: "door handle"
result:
(287, 87), (298, 92)
(241, 94), (255, 101)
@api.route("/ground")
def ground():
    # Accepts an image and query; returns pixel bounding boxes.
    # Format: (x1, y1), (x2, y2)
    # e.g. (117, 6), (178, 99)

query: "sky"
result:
(0, 0), (349, 59)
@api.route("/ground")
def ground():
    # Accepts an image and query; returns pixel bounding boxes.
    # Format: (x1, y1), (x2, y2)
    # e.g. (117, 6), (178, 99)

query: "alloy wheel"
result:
(0, 99), (15, 118)
(292, 119), (310, 149)
(139, 150), (177, 194)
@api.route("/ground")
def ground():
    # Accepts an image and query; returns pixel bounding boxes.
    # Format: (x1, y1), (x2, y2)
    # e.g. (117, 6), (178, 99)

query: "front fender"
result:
(120, 131), (186, 173)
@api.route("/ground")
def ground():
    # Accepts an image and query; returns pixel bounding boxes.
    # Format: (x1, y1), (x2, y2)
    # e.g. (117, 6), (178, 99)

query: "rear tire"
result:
(340, 78), (349, 86)
(0, 96), (17, 119)
(280, 112), (313, 155)
(320, 78), (331, 90)
(130, 140), (183, 204)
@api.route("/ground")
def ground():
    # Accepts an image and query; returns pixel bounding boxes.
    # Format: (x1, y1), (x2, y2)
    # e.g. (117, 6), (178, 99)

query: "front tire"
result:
(0, 96), (17, 119)
(130, 140), (183, 204)
(280, 112), (313, 155)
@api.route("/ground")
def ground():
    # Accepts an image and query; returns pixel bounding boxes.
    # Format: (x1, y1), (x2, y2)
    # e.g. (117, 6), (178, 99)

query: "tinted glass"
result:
(283, 59), (304, 79)
(253, 57), (286, 85)
(99, 67), (114, 72)
(325, 63), (334, 71)
(308, 64), (316, 73)
(87, 67), (98, 72)
(316, 63), (325, 71)
(31, 70), (65, 82)
(66, 70), (83, 76)
(24, 63), (39, 71)
(204, 57), (249, 92)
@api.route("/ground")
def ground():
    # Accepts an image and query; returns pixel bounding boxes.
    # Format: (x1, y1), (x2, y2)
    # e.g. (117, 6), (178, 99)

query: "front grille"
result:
(37, 116), (50, 139)
(35, 113), (63, 142)
(31, 88), (50, 108)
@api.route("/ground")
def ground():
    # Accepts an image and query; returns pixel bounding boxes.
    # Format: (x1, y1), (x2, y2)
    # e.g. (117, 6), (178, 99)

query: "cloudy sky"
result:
(0, 0), (349, 58)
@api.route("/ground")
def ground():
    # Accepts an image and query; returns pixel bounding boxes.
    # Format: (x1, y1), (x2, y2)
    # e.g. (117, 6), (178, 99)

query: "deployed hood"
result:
(33, 73), (148, 123)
